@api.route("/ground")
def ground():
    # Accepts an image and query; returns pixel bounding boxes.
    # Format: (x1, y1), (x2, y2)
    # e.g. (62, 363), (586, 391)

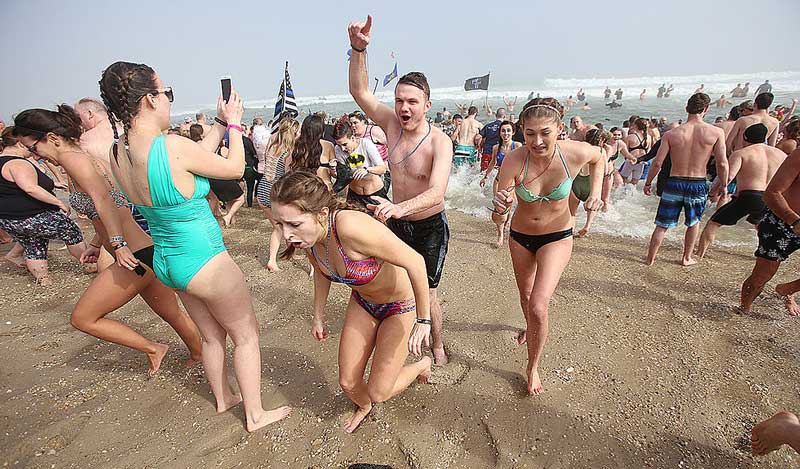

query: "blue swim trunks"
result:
(453, 144), (477, 167)
(654, 177), (709, 228)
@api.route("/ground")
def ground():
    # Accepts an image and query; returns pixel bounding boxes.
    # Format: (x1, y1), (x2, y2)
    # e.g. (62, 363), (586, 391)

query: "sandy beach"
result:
(1, 207), (799, 468)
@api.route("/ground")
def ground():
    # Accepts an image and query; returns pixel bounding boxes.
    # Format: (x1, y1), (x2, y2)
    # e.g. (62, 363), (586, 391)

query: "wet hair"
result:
(519, 97), (565, 127)
(743, 123), (768, 144)
(784, 118), (800, 141)
(332, 118), (354, 140)
(686, 93), (711, 114)
(633, 118), (650, 148)
(271, 170), (366, 259)
(267, 118), (300, 160)
(396, 72), (430, 100)
(755, 92), (774, 110)
(99, 61), (158, 142)
(189, 124), (204, 142)
(467, 106), (478, 116)
(13, 104), (83, 144)
(729, 105), (741, 120)
(595, 122), (604, 130)
(622, 121), (629, 128)
(585, 128), (610, 147)
(291, 115), (324, 172)
(0, 127), (20, 153)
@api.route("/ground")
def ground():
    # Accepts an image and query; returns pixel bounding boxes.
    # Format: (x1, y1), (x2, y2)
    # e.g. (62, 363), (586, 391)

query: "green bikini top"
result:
(515, 145), (572, 203)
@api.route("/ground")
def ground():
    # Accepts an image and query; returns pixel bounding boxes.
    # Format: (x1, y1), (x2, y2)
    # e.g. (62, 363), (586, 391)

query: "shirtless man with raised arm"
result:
(349, 15), (454, 364)
(727, 92), (779, 153)
(697, 123), (786, 258)
(643, 93), (728, 266)
(741, 147), (800, 316)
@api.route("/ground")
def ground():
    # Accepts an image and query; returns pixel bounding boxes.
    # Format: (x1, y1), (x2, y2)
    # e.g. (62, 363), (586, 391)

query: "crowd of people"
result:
(2, 14), (800, 457)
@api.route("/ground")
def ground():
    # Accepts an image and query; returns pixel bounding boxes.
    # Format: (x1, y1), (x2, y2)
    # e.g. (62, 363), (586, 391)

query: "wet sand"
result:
(1, 207), (799, 468)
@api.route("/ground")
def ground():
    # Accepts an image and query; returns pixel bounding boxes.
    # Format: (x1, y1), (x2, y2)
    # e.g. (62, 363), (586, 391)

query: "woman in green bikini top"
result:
(491, 97), (606, 398)
(101, 61), (290, 433)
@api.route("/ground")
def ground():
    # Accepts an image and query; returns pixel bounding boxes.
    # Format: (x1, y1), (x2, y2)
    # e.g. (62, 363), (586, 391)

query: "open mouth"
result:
(290, 241), (304, 249)
(400, 115), (411, 123)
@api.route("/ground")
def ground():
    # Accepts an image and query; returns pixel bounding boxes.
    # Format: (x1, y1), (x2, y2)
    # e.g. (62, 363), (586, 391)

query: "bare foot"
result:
(644, 257), (655, 266)
(3, 254), (24, 268)
(527, 368), (544, 396)
(416, 356), (433, 384)
(680, 257), (698, 267)
(35, 275), (53, 287)
(222, 214), (233, 228)
(247, 405), (292, 433)
(184, 356), (202, 368)
(266, 261), (281, 273)
(432, 347), (449, 366)
(216, 393), (242, 413)
(146, 343), (169, 376)
(574, 228), (589, 238)
(752, 411), (800, 456)
(775, 284), (800, 316)
(516, 330), (527, 345)
(343, 403), (372, 434)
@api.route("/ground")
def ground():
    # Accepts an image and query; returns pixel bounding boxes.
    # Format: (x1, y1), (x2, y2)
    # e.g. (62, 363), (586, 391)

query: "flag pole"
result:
(373, 77), (379, 94)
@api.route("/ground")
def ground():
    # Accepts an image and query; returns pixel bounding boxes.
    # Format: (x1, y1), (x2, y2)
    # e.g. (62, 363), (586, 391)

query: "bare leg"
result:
(740, 257), (780, 313)
(775, 278), (800, 316)
(3, 243), (24, 267)
(185, 252), (290, 432)
(752, 411), (800, 455)
(369, 312), (431, 401)
(491, 212), (507, 248)
(429, 288), (448, 365)
(681, 223), (701, 266)
(222, 195), (245, 227)
(70, 264), (169, 375)
(601, 173), (612, 212)
(646, 226), (668, 266)
(338, 299), (378, 434)
(97, 247), (115, 272)
(260, 206), (283, 272)
(696, 221), (721, 259)
(576, 208), (597, 238)
(139, 281), (203, 365)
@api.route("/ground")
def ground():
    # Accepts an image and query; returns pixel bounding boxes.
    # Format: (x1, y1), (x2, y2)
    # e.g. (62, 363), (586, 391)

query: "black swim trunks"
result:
(710, 190), (767, 226)
(755, 210), (800, 262)
(346, 186), (389, 209)
(387, 211), (449, 289)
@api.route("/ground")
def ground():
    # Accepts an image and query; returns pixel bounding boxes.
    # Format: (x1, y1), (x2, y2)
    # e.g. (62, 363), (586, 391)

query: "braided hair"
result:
(98, 61), (157, 154)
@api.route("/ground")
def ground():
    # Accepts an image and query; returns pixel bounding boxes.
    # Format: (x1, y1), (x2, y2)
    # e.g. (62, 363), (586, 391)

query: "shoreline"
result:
(1, 207), (799, 467)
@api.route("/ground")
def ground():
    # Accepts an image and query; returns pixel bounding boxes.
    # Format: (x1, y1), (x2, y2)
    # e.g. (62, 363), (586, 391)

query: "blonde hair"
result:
(267, 119), (299, 159)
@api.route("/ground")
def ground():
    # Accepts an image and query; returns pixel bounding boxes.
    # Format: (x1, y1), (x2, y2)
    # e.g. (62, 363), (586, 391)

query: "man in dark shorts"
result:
(644, 93), (728, 266)
(741, 145), (800, 315)
(697, 124), (787, 258)
(477, 108), (505, 172)
(348, 15), (454, 364)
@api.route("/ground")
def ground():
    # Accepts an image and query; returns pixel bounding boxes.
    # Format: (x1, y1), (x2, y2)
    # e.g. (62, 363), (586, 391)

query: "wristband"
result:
(112, 241), (128, 251)
(350, 44), (366, 53)
(227, 124), (243, 133)
(109, 235), (124, 244)
(214, 117), (227, 127)
(415, 318), (432, 325)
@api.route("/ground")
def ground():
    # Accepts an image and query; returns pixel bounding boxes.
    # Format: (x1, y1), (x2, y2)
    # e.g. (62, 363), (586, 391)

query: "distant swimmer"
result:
(565, 95), (576, 111)
(731, 83), (745, 98)
(664, 84), (674, 98)
(751, 411), (800, 456)
(639, 89), (647, 100)
(695, 83), (705, 94)
(742, 82), (751, 96)
(657, 83), (666, 98)
(604, 87), (611, 100)
(581, 102), (591, 111)
(576, 88), (585, 102)
(614, 88), (623, 100)
(740, 147), (800, 315)
(452, 105), (482, 166)
(754, 79), (772, 97)
(697, 124), (786, 258)
(727, 92), (779, 152)
(503, 96), (518, 113)
(568, 116), (596, 142)
(606, 99), (623, 109)
(643, 93), (728, 266)
(620, 117), (650, 185)
(715, 94), (732, 108)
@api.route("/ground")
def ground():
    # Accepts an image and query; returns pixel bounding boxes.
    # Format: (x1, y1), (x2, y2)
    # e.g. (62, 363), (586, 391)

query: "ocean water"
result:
(176, 70), (799, 247)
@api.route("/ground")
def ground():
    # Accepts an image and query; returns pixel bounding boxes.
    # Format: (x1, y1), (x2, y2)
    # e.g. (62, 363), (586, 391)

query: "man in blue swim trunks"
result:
(643, 93), (728, 266)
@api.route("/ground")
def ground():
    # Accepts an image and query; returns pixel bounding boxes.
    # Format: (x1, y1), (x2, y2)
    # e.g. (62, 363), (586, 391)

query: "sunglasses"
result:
(26, 138), (40, 155)
(146, 87), (174, 103)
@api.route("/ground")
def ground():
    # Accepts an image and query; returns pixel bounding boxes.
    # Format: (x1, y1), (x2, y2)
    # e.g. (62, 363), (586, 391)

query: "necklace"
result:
(520, 145), (557, 187)
(387, 122), (432, 166)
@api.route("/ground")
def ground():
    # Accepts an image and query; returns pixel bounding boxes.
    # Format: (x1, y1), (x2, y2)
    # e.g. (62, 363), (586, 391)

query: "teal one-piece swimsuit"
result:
(131, 135), (226, 290)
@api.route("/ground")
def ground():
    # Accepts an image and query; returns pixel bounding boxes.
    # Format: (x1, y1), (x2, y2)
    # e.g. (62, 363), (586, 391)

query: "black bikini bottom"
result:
(510, 228), (573, 254)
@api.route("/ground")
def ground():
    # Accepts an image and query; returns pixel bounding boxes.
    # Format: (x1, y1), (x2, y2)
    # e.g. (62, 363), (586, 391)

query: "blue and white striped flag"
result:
(272, 61), (299, 133)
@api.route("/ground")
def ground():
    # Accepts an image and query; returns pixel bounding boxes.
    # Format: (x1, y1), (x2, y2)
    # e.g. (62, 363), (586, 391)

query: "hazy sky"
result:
(2, 0), (798, 117)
